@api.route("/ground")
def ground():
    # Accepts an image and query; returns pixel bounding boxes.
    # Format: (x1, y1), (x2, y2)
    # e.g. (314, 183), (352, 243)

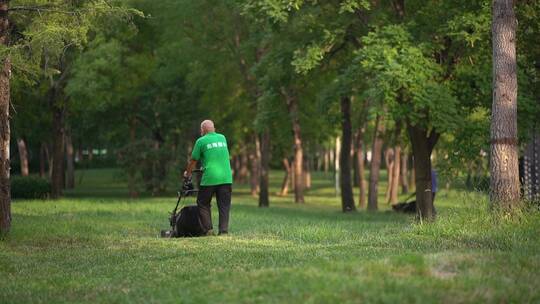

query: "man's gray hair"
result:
(201, 120), (215, 132)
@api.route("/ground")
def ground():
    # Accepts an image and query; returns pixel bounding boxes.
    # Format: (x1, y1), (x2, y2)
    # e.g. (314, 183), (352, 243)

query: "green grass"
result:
(1, 169), (539, 303)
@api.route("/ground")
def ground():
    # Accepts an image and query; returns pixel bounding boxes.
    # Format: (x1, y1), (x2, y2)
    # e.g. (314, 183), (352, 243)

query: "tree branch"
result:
(9, 6), (78, 15)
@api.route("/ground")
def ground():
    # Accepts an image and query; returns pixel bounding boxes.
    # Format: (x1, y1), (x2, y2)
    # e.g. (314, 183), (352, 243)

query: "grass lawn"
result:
(1, 169), (539, 303)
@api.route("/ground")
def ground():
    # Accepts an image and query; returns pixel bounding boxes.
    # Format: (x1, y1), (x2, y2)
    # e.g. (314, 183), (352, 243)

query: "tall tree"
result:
(0, 0), (10, 234)
(368, 115), (385, 211)
(340, 95), (355, 212)
(490, 0), (520, 208)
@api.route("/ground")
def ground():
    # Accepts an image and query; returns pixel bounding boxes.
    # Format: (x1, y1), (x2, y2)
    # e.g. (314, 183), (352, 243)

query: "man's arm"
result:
(184, 159), (198, 178)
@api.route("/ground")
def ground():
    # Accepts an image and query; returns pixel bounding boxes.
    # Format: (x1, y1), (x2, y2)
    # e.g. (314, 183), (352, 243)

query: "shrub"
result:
(11, 176), (51, 199)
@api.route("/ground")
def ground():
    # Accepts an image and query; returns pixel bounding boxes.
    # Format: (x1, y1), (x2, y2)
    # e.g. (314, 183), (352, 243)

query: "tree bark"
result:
(283, 89), (304, 203)
(240, 150), (249, 184)
(522, 130), (539, 202)
(408, 123), (438, 221)
(384, 148), (395, 203)
(259, 130), (270, 207)
(323, 148), (329, 173)
(50, 88), (65, 199)
(409, 157), (416, 192)
(490, 0), (520, 208)
(39, 142), (47, 177)
(65, 131), (75, 189)
(0, 0), (10, 234)
(335, 136), (340, 196)
(249, 135), (260, 197)
(390, 124), (402, 204)
(279, 158), (291, 196)
(355, 128), (367, 208)
(17, 138), (29, 176)
(340, 96), (356, 212)
(128, 116), (138, 198)
(390, 145), (401, 204)
(368, 115), (385, 211)
(304, 157), (311, 189)
(401, 151), (409, 194)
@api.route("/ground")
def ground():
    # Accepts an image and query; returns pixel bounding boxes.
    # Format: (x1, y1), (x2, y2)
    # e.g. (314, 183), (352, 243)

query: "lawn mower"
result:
(160, 169), (204, 238)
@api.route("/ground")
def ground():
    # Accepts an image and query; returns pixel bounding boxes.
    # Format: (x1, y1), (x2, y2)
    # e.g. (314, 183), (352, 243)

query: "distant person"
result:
(431, 169), (438, 202)
(184, 120), (233, 236)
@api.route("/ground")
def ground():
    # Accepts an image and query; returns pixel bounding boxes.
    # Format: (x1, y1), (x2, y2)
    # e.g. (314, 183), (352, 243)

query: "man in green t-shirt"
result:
(184, 120), (233, 235)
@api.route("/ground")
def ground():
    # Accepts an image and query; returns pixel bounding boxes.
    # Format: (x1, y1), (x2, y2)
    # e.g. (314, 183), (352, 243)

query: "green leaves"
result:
(354, 24), (459, 132)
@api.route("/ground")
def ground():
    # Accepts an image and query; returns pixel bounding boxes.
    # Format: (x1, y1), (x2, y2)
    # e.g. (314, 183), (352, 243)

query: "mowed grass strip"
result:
(1, 169), (539, 303)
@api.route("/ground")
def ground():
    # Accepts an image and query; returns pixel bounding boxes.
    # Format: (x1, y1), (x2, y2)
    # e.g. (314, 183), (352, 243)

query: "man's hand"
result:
(184, 159), (198, 180)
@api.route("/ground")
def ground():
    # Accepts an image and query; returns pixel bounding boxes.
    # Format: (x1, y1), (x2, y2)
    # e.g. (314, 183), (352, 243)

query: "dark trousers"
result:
(197, 184), (232, 233)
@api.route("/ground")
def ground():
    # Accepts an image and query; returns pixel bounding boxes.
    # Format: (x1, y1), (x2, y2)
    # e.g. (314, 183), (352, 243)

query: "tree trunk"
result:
(279, 158), (291, 196)
(65, 131), (75, 189)
(128, 117), (138, 198)
(249, 136), (260, 197)
(17, 138), (29, 176)
(39, 142), (47, 177)
(340, 96), (355, 212)
(408, 123), (438, 221)
(522, 130), (539, 202)
(304, 157), (311, 189)
(283, 90), (304, 203)
(390, 145), (401, 204)
(259, 130), (270, 207)
(324, 148), (329, 173)
(239, 150), (249, 184)
(0, 0), (10, 234)
(401, 151), (409, 194)
(355, 128), (367, 208)
(490, 0), (520, 208)
(368, 115), (385, 211)
(88, 146), (93, 161)
(335, 136), (340, 196)
(50, 90), (65, 199)
(384, 148), (395, 203)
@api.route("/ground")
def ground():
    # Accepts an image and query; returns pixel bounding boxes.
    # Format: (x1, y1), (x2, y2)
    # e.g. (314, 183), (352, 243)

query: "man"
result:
(184, 120), (232, 236)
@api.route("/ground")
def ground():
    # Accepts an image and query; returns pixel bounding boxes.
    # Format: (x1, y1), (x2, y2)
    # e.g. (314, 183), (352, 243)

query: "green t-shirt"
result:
(191, 132), (233, 186)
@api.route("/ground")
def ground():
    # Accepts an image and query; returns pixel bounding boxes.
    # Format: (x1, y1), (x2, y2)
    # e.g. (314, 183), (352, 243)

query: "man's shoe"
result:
(204, 229), (215, 236)
(218, 231), (228, 236)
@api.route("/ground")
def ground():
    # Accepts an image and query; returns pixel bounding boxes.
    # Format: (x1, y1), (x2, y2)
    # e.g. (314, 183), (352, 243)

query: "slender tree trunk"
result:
(50, 90), (65, 199)
(340, 96), (355, 212)
(324, 149), (329, 173)
(279, 158), (291, 196)
(283, 90), (304, 203)
(17, 138), (29, 176)
(290, 160), (295, 191)
(39, 142), (47, 177)
(259, 130), (270, 207)
(522, 130), (539, 202)
(408, 123), (438, 221)
(409, 156), (416, 192)
(368, 115), (385, 211)
(390, 145), (401, 204)
(335, 136), (340, 196)
(88, 146), (93, 161)
(390, 124), (402, 204)
(385, 148), (395, 203)
(490, 0), (520, 208)
(65, 131), (75, 189)
(241, 151), (249, 184)
(401, 151), (409, 194)
(128, 117), (138, 198)
(249, 136), (260, 197)
(355, 128), (367, 208)
(304, 157), (311, 189)
(0, 0), (10, 234)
